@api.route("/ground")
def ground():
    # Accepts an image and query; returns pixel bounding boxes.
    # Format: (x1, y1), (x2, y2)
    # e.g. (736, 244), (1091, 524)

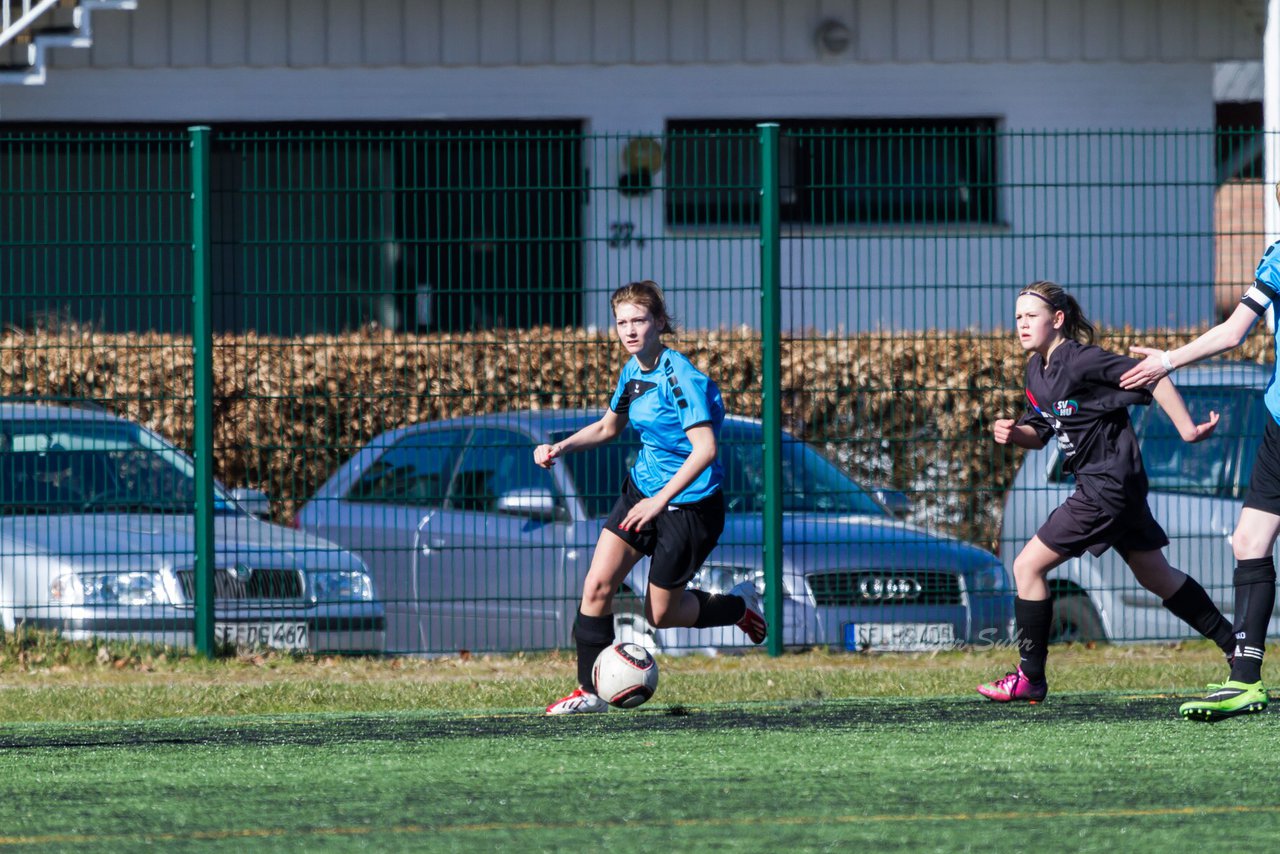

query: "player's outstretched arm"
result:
(1150, 378), (1220, 443)
(534, 410), (627, 468)
(1119, 304), (1260, 390)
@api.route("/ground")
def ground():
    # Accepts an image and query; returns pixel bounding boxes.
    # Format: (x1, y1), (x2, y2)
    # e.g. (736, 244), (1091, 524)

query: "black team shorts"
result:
(1036, 489), (1169, 559)
(603, 474), (726, 590)
(1244, 416), (1280, 517)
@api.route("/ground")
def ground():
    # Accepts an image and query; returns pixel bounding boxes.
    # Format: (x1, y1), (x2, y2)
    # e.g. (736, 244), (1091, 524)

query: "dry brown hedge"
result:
(2, 325), (1272, 549)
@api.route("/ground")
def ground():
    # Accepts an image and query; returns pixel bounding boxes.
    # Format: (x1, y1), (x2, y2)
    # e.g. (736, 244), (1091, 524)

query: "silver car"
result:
(999, 361), (1280, 641)
(0, 402), (385, 653)
(297, 410), (1013, 655)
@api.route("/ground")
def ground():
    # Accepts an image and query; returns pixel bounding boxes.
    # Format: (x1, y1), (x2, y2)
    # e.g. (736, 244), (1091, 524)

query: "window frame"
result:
(664, 117), (1001, 229)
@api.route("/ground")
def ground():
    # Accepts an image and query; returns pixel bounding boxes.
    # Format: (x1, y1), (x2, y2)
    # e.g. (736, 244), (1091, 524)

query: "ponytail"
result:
(1019, 280), (1095, 344)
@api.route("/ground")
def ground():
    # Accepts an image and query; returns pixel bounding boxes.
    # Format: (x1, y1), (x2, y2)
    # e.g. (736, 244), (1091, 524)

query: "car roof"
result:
(394, 409), (764, 436)
(1171, 360), (1272, 389)
(0, 401), (124, 422)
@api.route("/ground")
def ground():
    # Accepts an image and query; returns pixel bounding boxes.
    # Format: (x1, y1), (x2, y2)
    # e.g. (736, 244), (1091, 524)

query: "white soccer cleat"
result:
(729, 581), (768, 645)
(545, 687), (609, 715)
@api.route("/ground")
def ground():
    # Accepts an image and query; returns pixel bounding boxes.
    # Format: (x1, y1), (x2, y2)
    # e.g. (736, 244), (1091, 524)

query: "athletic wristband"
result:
(1160, 351), (1176, 374)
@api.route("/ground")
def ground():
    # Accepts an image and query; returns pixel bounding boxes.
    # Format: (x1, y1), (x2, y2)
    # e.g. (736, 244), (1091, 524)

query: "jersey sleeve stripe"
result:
(1254, 278), (1279, 302)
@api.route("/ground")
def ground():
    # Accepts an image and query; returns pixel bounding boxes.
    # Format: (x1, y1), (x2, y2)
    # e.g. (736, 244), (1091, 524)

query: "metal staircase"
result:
(1, 0), (137, 85)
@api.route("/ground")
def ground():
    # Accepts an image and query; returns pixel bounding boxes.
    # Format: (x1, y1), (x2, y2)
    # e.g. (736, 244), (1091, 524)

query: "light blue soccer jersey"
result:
(609, 348), (724, 503)
(1246, 239), (1280, 424)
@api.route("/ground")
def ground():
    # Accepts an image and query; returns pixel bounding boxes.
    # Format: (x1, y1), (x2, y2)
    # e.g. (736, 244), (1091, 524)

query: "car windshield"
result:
(1135, 385), (1258, 497)
(0, 418), (236, 516)
(553, 422), (887, 519)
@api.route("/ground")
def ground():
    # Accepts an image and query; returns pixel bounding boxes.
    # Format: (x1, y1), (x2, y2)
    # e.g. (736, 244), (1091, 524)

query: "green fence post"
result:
(189, 125), (216, 657)
(758, 123), (783, 657)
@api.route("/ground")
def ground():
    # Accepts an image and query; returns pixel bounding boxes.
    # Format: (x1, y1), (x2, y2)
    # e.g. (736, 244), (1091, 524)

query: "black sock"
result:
(1014, 597), (1053, 683)
(1162, 576), (1235, 656)
(690, 588), (748, 628)
(574, 611), (615, 692)
(1229, 557), (1276, 684)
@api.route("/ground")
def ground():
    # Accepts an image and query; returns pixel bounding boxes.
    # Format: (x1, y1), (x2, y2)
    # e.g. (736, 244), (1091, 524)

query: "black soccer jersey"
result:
(1016, 340), (1154, 512)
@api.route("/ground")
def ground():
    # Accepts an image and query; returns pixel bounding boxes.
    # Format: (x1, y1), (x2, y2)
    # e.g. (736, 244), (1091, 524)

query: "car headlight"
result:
(309, 570), (374, 603)
(971, 562), (1011, 593)
(50, 571), (170, 606)
(690, 565), (787, 597)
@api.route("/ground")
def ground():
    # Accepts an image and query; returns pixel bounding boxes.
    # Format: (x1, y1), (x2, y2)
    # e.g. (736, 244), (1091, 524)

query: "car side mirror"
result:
(230, 487), (272, 519)
(495, 488), (566, 522)
(871, 486), (912, 519)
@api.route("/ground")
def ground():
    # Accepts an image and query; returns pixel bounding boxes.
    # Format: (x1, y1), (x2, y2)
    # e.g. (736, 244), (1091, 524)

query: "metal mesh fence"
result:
(0, 125), (1273, 656)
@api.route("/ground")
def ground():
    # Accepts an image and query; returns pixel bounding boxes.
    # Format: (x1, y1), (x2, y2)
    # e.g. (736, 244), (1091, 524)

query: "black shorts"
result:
(1244, 415), (1280, 516)
(603, 475), (726, 590)
(1036, 489), (1169, 559)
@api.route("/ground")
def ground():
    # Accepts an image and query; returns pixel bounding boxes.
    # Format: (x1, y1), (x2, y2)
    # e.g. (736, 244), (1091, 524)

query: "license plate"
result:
(844, 622), (956, 652)
(215, 622), (308, 651)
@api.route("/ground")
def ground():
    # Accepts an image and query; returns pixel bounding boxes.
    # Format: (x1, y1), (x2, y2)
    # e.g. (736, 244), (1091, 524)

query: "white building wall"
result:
(23, 0), (1261, 70)
(0, 0), (1257, 332)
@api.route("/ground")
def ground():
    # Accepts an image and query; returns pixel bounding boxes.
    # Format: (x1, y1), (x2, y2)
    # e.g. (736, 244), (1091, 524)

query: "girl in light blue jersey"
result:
(535, 280), (766, 715)
(1121, 186), (1280, 721)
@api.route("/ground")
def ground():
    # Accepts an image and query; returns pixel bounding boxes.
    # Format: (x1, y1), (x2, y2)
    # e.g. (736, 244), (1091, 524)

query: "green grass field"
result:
(0, 642), (1277, 851)
(1, 693), (1277, 851)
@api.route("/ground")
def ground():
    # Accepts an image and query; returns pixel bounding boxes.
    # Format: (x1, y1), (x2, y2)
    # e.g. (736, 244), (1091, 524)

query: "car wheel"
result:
(1050, 594), (1105, 643)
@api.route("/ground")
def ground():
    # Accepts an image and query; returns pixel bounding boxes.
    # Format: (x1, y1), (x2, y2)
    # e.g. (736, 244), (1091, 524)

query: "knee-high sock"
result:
(689, 588), (748, 628)
(1015, 597), (1053, 682)
(575, 611), (615, 692)
(1229, 557), (1276, 684)
(1162, 576), (1234, 655)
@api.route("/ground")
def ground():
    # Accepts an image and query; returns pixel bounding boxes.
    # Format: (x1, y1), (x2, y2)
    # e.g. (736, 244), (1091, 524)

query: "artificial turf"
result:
(0, 692), (1276, 852)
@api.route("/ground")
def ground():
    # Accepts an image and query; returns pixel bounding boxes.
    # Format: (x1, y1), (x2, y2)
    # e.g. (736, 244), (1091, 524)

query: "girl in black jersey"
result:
(979, 280), (1229, 702)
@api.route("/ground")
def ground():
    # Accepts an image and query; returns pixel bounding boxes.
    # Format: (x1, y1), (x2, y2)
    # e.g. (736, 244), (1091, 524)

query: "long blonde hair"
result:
(1019, 280), (1096, 344)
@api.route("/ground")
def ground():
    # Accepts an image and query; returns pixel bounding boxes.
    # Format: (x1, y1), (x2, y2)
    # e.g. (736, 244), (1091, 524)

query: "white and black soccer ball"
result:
(592, 642), (659, 709)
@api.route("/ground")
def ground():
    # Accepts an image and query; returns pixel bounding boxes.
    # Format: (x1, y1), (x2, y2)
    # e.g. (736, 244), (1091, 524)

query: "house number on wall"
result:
(608, 222), (645, 248)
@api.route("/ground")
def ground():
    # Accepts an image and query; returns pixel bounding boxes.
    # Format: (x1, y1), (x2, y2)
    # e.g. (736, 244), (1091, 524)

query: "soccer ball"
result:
(592, 642), (659, 708)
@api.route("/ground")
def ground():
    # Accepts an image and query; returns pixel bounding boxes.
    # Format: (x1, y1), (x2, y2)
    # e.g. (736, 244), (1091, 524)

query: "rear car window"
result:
(344, 429), (468, 507)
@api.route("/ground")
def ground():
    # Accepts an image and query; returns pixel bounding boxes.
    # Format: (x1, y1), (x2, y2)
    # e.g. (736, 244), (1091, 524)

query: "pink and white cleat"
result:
(977, 667), (1048, 703)
(545, 687), (608, 715)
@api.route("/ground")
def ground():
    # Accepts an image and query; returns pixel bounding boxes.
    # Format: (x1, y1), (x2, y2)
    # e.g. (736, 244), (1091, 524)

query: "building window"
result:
(665, 118), (999, 227)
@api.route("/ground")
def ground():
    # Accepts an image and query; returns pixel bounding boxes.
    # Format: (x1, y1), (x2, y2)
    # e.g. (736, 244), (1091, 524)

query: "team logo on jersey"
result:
(1027, 389), (1077, 458)
(1053, 400), (1078, 417)
(626, 379), (658, 399)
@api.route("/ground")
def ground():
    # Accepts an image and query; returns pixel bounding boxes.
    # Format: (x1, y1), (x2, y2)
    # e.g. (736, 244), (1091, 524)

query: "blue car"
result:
(297, 410), (1013, 655)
